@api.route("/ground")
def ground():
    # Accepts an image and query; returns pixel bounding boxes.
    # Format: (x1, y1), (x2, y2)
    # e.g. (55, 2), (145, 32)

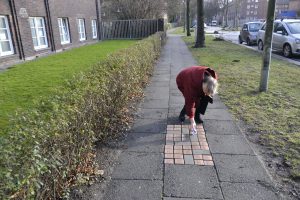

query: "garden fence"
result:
(101, 19), (164, 40)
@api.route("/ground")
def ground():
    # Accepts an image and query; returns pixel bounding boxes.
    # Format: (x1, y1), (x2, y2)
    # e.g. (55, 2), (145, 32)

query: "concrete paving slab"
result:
(164, 165), (222, 199)
(112, 152), (163, 180)
(169, 96), (184, 105)
(207, 134), (255, 155)
(203, 120), (240, 135)
(140, 98), (169, 109)
(136, 108), (168, 120)
(145, 86), (170, 96)
(126, 133), (164, 153)
(213, 154), (272, 183)
(151, 76), (170, 82)
(148, 81), (170, 87)
(130, 118), (166, 133)
(164, 198), (212, 200)
(221, 182), (280, 200)
(203, 109), (233, 121)
(103, 180), (163, 200)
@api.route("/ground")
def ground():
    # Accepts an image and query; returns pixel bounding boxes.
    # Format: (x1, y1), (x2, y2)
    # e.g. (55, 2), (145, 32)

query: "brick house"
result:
(0, 0), (101, 66)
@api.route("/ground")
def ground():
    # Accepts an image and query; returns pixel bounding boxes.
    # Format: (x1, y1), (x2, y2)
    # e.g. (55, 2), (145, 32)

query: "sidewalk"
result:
(101, 35), (280, 200)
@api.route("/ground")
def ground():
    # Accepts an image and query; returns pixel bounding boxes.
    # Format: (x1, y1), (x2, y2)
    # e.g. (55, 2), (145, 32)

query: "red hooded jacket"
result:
(176, 66), (218, 118)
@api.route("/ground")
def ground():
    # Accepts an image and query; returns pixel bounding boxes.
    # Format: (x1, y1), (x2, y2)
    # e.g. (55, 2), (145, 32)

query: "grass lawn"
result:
(183, 35), (300, 179)
(0, 40), (136, 131)
(170, 26), (185, 35)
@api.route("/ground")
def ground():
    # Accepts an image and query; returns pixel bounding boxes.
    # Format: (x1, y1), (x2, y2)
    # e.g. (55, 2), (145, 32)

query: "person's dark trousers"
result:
(179, 96), (213, 123)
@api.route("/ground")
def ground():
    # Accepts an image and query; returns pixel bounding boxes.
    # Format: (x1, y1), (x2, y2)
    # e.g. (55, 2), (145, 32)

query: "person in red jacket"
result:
(176, 66), (218, 133)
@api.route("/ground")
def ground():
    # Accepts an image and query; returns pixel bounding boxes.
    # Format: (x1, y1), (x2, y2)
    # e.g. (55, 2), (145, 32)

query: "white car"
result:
(257, 19), (300, 57)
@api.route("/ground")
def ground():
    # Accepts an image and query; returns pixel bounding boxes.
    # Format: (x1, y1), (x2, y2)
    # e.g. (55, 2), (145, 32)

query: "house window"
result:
(92, 20), (97, 39)
(0, 15), (14, 56)
(58, 18), (70, 44)
(29, 17), (48, 50)
(255, 4), (258, 8)
(247, 11), (250, 15)
(254, 11), (257, 15)
(77, 19), (86, 41)
(247, 5), (250, 9)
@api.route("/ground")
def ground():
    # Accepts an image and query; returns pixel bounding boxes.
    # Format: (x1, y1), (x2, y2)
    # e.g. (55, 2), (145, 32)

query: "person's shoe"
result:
(195, 115), (203, 124)
(179, 109), (186, 122)
(179, 114), (185, 122)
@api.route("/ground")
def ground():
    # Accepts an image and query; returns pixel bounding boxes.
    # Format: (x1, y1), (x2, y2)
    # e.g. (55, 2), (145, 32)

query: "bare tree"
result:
(102, 0), (165, 20)
(260, 0), (277, 92)
(204, 0), (220, 23)
(218, 0), (231, 26)
(166, 0), (182, 23)
(194, 0), (205, 48)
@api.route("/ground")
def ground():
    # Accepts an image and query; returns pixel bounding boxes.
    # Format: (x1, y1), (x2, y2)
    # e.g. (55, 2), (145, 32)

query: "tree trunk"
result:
(194, 0), (205, 48)
(260, 0), (276, 92)
(186, 0), (191, 36)
(225, 0), (229, 27)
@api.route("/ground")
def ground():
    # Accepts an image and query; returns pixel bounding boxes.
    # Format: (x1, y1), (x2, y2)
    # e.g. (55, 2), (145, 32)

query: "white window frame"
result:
(92, 19), (97, 39)
(0, 15), (14, 57)
(29, 17), (48, 50)
(58, 18), (70, 44)
(77, 19), (86, 41)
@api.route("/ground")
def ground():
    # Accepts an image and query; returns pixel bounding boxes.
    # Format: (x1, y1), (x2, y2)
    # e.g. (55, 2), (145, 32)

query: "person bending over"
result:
(176, 66), (218, 134)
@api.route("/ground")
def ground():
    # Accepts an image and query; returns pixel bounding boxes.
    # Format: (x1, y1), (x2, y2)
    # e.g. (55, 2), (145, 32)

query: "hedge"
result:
(0, 32), (166, 199)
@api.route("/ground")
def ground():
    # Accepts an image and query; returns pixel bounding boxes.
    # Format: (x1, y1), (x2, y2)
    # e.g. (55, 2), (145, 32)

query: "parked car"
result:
(238, 22), (263, 45)
(211, 20), (217, 26)
(257, 19), (300, 58)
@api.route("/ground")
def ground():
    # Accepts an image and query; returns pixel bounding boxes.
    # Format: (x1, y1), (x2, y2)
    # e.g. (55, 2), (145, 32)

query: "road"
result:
(206, 26), (300, 66)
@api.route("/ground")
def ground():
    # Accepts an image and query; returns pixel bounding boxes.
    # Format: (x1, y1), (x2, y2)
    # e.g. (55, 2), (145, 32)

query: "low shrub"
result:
(0, 32), (166, 199)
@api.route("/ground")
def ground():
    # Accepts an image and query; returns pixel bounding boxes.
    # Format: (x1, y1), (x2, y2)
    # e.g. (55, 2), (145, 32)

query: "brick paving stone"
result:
(190, 137), (199, 142)
(204, 160), (214, 166)
(165, 159), (174, 164)
(193, 154), (203, 160)
(202, 145), (209, 150)
(175, 159), (184, 164)
(182, 128), (189, 134)
(200, 142), (208, 146)
(193, 149), (210, 155)
(174, 145), (182, 150)
(174, 138), (181, 142)
(166, 141), (174, 145)
(165, 154), (173, 159)
(174, 149), (183, 154)
(203, 155), (213, 161)
(174, 154), (184, 159)
(165, 149), (173, 154)
(165, 145), (173, 149)
(184, 155), (194, 165)
(194, 159), (205, 165)
(191, 142), (199, 145)
(183, 149), (192, 155)
(192, 145), (201, 150)
(183, 145), (192, 150)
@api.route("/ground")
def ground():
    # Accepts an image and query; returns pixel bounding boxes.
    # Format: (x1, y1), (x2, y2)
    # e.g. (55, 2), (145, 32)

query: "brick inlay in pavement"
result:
(164, 124), (214, 166)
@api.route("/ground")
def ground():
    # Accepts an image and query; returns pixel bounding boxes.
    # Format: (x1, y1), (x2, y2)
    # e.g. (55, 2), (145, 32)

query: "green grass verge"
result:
(183, 36), (300, 179)
(170, 26), (186, 35)
(0, 40), (136, 130)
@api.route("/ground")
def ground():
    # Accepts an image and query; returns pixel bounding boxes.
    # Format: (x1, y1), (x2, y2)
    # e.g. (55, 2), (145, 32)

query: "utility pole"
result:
(194, 0), (205, 48)
(186, 0), (191, 36)
(260, 0), (277, 92)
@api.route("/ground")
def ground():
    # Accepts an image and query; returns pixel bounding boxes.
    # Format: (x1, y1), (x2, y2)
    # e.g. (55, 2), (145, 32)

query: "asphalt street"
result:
(212, 27), (300, 66)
